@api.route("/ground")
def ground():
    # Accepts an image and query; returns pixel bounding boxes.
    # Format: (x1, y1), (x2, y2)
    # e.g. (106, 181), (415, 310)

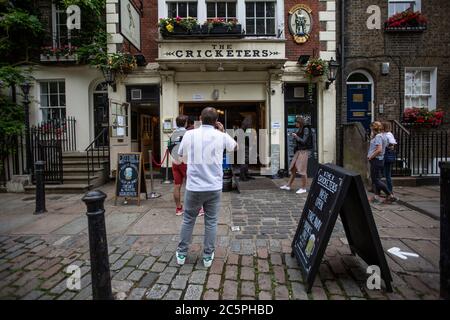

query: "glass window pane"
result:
(246, 2), (254, 17)
(207, 3), (215, 18)
(59, 94), (66, 107)
(405, 84), (412, 95)
(217, 2), (226, 18)
(256, 2), (264, 17)
(266, 2), (275, 17)
(50, 82), (58, 94)
(178, 3), (187, 17)
(50, 95), (59, 107)
(405, 97), (411, 108)
(40, 94), (48, 107)
(61, 108), (66, 119)
(246, 18), (254, 34)
(256, 18), (265, 34)
(405, 72), (413, 85)
(59, 81), (65, 93)
(422, 71), (431, 82)
(42, 109), (50, 121)
(227, 3), (236, 17)
(266, 18), (275, 34)
(40, 82), (48, 94)
(168, 3), (177, 17)
(188, 3), (197, 17)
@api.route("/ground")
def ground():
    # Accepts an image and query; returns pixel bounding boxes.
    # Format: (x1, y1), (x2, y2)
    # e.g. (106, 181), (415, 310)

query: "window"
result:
(405, 68), (437, 109)
(206, 1), (236, 21)
(168, 1), (198, 18)
(245, 2), (276, 35)
(388, 0), (421, 16)
(40, 81), (66, 120)
(52, 4), (70, 48)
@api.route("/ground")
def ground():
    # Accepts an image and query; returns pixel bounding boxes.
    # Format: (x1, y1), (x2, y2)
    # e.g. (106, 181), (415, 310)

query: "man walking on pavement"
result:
(175, 107), (237, 267)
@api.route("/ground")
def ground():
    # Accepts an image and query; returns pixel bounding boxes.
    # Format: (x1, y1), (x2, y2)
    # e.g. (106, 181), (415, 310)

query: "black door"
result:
(93, 83), (109, 147)
(284, 84), (318, 177)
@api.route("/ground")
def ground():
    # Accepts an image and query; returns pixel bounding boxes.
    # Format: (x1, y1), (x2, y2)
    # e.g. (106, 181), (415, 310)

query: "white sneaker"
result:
(296, 188), (307, 194)
(280, 185), (291, 191)
(203, 252), (215, 268)
(176, 251), (186, 265)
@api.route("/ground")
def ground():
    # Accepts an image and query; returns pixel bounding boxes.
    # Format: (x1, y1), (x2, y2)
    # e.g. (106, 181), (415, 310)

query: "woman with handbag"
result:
(382, 121), (397, 196)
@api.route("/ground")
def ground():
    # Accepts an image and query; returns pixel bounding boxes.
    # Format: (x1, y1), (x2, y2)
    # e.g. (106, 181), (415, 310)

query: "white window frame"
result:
(206, 1), (237, 21)
(158, 0), (283, 39)
(388, 0), (421, 17)
(39, 80), (67, 121)
(166, 0), (198, 18)
(51, 3), (71, 48)
(404, 67), (437, 110)
(244, 1), (277, 36)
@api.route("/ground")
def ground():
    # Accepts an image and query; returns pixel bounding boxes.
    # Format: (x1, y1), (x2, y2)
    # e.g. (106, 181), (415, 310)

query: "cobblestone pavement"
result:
(0, 178), (441, 300)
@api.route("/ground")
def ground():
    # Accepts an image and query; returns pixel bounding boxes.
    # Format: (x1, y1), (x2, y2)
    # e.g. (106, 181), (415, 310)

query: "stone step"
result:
(63, 160), (109, 169)
(24, 183), (92, 194)
(63, 175), (101, 184)
(392, 176), (439, 187)
(63, 167), (104, 176)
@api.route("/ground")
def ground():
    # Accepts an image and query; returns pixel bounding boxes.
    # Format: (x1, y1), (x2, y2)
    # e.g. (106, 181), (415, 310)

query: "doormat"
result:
(236, 177), (278, 191)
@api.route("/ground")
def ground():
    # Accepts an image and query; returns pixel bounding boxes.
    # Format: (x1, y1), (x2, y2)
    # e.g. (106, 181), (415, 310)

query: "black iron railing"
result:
(0, 132), (26, 188)
(86, 127), (109, 188)
(391, 120), (449, 176)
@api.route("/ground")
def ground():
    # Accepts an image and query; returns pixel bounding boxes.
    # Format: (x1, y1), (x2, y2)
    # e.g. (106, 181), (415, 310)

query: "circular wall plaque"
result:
(288, 4), (313, 44)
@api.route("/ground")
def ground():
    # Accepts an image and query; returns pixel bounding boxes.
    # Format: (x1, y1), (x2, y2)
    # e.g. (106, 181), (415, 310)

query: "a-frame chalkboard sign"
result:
(115, 152), (147, 206)
(291, 163), (393, 293)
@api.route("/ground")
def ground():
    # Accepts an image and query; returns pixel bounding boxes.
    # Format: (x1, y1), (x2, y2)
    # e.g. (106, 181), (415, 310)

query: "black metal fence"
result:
(86, 127), (109, 188)
(392, 120), (449, 176)
(0, 117), (77, 187)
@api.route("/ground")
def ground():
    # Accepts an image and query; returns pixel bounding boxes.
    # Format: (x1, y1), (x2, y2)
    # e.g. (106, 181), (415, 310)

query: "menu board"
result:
(292, 164), (393, 292)
(115, 152), (147, 205)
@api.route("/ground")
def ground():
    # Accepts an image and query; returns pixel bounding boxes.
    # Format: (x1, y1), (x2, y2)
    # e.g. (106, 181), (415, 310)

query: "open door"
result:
(109, 99), (131, 176)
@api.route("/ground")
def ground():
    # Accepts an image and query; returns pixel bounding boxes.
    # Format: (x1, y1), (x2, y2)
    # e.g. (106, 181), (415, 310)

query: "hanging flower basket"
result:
(304, 58), (327, 99)
(384, 10), (427, 32)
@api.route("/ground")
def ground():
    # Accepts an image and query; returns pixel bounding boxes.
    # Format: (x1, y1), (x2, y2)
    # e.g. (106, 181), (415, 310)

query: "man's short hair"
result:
(176, 115), (188, 127)
(201, 107), (218, 126)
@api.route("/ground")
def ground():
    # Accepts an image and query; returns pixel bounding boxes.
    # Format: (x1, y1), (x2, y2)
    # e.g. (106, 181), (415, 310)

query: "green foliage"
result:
(0, 96), (24, 137)
(61, 0), (106, 17)
(0, 66), (30, 87)
(76, 29), (108, 64)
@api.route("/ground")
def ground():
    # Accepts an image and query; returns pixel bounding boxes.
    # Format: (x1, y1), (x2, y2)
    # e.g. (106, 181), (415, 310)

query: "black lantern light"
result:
(326, 58), (339, 89)
(20, 81), (32, 96)
(102, 67), (116, 92)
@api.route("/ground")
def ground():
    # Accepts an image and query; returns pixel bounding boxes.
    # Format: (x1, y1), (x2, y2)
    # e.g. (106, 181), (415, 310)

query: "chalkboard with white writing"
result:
(291, 163), (392, 293)
(115, 152), (147, 205)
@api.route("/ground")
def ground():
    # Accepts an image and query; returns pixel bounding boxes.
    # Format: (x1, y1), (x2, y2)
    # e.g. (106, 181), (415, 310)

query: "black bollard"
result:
(440, 162), (450, 300)
(82, 190), (113, 300)
(34, 161), (46, 214)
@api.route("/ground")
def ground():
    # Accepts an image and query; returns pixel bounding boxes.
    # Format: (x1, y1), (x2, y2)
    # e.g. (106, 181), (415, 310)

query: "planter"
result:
(201, 24), (242, 35)
(161, 24), (201, 37)
(384, 24), (427, 32)
(40, 54), (78, 62)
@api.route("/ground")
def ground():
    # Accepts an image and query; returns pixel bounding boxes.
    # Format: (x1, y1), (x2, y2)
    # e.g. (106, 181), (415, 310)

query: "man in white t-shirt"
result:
(175, 107), (237, 267)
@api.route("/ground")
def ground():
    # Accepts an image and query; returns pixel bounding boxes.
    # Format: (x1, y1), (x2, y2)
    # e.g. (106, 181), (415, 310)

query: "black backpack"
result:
(295, 126), (313, 150)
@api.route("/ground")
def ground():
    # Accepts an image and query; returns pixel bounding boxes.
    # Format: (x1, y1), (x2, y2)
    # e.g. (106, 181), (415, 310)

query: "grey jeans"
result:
(177, 190), (222, 259)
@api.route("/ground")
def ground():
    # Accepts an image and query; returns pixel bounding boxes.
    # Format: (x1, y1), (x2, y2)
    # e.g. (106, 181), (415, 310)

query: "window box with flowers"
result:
(384, 10), (427, 32)
(40, 45), (78, 62)
(201, 18), (242, 36)
(159, 17), (201, 37)
(402, 107), (444, 128)
(304, 58), (327, 98)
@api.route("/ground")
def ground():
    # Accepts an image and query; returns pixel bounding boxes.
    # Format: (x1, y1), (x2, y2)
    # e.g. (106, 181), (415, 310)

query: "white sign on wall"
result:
(120, 0), (141, 50)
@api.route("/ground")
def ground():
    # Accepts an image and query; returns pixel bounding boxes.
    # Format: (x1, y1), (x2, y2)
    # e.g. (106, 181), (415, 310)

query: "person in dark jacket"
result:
(280, 116), (312, 194)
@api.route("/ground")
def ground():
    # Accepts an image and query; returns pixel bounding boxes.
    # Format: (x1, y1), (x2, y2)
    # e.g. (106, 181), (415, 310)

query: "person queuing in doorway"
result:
(280, 116), (313, 194)
(367, 121), (397, 203)
(239, 116), (255, 181)
(176, 107), (237, 267)
(381, 121), (397, 197)
(169, 115), (189, 216)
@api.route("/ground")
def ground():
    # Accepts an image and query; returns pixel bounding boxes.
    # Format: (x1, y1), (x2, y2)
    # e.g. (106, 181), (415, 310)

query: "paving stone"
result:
(240, 267), (255, 281)
(172, 275), (189, 290)
(73, 286), (92, 300)
(258, 291), (272, 300)
(163, 290), (182, 300)
(287, 269), (302, 281)
(222, 280), (238, 300)
(203, 290), (219, 300)
(179, 264), (194, 275)
(241, 255), (254, 267)
(127, 288), (147, 300)
(257, 259), (270, 273)
(138, 256), (156, 270)
(150, 262), (167, 273)
(226, 253), (239, 265)
(138, 272), (158, 288)
(206, 274), (221, 290)
(184, 284), (203, 300)
(127, 255), (145, 267)
(158, 252), (173, 263)
(340, 277), (365, 298)
(57, 291), (76, 300)
(225, 265), (238, 280)
(291, 282), (308, 300)
(157, 267), (178, 284)
(324, 280), (344, 295)
(21, 290), (45, 300)
(329, 294), (347, 300)
(111, 259), (128, 271)
(189, 270), (207, 284)
(258, 273), (272, 291)
(127, 270), (145, 282)
(111, 280), (133, 294)
(146, 284), (169, 300)
(270, 253), (283, 265)
(113, 267), (134, 281)
(274, 285), (289, 299)
(273, 266), (286, 284)
(311, 286), (328, 300)
(241, 281), (255, 297)
(210, 260), (224, 274)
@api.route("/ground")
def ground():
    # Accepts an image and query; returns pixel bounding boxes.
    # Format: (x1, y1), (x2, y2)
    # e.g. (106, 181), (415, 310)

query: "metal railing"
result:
(392, 120), (449, 176)
(85, 127), (109, 188)
(0, 132), (26, 188)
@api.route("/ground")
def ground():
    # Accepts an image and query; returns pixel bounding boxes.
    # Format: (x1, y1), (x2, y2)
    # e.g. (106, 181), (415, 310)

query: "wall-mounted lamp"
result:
(217, 63), (224, 72)
(298, 55), (310, 65)
(102, 67), (116, 92)
(212, 89), (219, 100)
(326, 58), (340, 89)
